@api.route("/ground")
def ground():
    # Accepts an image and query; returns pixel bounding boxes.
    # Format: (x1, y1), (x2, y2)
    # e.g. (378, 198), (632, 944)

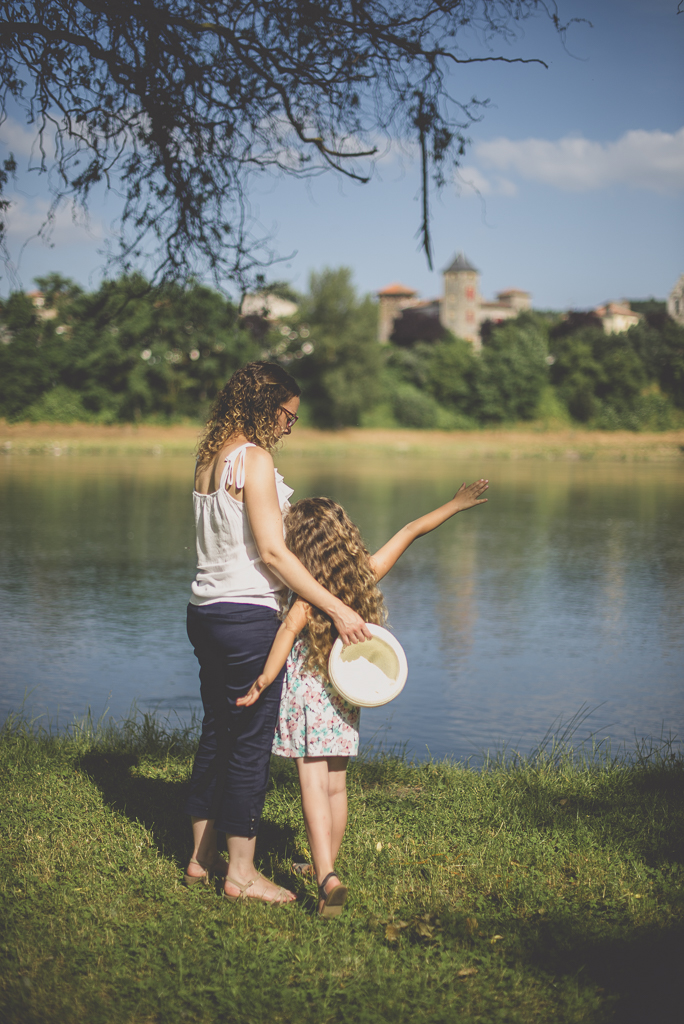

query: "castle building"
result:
(441, 252), (482, 347)
(668, 273), (684, 326)
(376, 283), (421, 344)
(377, 252), (531, 348)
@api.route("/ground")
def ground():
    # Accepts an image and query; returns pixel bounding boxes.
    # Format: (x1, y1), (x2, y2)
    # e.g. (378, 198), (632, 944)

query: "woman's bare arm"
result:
(243, 447), (372, 644)
(236, 600), (310, 707)
(369, 479), (488, 581)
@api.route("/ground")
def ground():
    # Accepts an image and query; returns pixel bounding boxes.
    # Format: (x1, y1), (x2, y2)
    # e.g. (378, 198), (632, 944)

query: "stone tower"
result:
(440, 252), (481, 349)
(668, 273), (684, 326)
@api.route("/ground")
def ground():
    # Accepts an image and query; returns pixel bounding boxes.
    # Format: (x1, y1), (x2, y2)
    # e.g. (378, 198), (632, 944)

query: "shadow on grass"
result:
(465, 752), (684, 1019)
(522, 914), (684, 1024)
(77, 750), (300, 887)
(382, 905), (684, 1024)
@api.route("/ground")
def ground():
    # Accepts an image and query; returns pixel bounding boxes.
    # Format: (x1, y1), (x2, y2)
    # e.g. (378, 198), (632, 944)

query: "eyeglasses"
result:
(279, 406), (299, 428)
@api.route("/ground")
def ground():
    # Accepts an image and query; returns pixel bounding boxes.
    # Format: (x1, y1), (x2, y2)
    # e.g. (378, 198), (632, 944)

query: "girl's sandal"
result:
(183, 855), (228, 888)
(317, 871), (348, 919)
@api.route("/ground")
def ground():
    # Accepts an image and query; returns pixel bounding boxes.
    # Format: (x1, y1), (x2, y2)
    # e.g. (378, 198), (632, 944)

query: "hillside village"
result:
(23, 262), (683, 347)
(241, 256), (684, 348)
(2, 260), (682, 432)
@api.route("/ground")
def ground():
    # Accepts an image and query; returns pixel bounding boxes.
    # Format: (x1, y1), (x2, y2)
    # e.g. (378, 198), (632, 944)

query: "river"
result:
(1, 453), (682, 761)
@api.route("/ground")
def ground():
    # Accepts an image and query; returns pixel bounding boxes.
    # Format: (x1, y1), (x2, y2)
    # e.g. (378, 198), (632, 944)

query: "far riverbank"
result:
(2, 419), (684, 461)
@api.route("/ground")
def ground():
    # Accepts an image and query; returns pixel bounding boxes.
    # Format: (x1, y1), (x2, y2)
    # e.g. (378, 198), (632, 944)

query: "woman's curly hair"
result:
(284, 497), (387, 680)
(196, 361), (301, 464)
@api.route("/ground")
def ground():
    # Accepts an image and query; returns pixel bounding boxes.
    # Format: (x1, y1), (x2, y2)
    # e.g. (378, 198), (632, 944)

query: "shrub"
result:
(474, 313), (549, 422)
(264, 268), (386, 428)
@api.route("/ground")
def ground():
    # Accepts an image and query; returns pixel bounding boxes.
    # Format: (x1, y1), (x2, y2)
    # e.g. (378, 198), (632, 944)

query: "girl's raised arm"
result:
(236, 599), (310, 707)
(369, 479), (488, 581)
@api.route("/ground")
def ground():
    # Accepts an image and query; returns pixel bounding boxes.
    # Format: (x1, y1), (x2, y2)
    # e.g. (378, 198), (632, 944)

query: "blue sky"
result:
(1, 0), (683, 310)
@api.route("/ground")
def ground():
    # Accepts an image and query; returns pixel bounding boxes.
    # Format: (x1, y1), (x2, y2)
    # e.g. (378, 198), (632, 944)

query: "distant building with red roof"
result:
(27, 290), (58, 320)
(376, 283), (421, 343)
(376, 254), (531, 347)
(593, 302), (642, 335)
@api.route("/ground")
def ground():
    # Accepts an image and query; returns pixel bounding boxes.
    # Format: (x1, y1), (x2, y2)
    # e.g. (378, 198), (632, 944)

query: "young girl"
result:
(237, 478), (488, 916)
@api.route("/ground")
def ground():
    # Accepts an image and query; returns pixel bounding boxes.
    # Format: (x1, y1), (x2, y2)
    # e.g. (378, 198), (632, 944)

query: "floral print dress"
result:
(272, 638), (360, 758)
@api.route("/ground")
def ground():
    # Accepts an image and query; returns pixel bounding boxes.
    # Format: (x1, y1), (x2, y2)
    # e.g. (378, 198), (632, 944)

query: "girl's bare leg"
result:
(328, 758), (349, 863)
(296, 756), (349, 904)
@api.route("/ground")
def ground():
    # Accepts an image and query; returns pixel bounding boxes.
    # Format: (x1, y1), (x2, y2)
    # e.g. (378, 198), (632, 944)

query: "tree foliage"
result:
(630, 311), (684, 411)
(3, 265), (682, 431)
(549, 314), (684, 430)
(0, 1), (571, 284)
(0, 275), (259, 421)
(263, 267), (384, 427)
(386, 314), (549, 425)
(474, 312), (549, 421)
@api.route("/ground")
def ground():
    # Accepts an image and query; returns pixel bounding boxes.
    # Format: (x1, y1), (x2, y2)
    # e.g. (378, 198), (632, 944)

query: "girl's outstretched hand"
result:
(452, 478), (489, 511)
(368, 476), (489, 581)
(236, 675), (270, 707)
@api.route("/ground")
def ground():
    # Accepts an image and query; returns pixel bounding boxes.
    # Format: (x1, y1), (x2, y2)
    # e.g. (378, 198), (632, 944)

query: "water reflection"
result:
(0, 453), (682, 760)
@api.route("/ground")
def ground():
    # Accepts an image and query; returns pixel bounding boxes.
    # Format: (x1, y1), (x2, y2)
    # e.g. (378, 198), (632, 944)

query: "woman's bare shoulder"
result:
(243, 444), (275, 479)
(244, 444), (273, 465)
(241, 445), (279, 504)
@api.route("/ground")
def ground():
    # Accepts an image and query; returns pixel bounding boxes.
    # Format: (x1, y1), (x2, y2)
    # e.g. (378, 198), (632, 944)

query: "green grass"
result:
(1, 710), (683, 1024)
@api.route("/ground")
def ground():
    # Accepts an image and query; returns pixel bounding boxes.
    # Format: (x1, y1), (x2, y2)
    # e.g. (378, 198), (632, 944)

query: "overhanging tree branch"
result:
(0, 1), (580, 288)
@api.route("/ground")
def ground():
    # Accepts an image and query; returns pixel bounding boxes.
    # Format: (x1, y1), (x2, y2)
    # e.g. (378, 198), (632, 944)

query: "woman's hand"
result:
(236, 675), (271, 707)
(331, 605), (373, 646)
(452, 479), (488, 511)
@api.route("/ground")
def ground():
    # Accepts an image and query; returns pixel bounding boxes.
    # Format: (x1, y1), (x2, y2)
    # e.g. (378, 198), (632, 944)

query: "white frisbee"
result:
(328, 624), (408, 708)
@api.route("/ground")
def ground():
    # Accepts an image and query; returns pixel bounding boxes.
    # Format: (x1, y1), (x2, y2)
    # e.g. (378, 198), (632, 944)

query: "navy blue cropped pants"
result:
(184, 602), (285, 837)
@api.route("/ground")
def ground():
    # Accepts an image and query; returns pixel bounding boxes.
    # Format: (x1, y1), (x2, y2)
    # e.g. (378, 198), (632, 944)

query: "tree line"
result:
(1, 269), (682, 431)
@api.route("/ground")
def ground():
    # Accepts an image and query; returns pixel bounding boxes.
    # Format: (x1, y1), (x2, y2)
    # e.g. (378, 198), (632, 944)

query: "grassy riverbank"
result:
(2, 419), (684, 461)
(1, 713), (682, 1024)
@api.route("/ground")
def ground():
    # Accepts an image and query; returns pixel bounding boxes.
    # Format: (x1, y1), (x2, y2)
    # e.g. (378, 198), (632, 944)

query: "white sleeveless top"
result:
(190, 442), (294, 609)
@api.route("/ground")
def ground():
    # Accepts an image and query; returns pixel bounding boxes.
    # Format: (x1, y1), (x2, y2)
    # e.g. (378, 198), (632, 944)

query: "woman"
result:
(183, 361), (371, 904)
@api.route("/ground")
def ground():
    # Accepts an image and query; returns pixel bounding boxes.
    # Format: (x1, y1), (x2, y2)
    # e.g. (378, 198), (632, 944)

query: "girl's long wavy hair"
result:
(196, 361), (301, 464)
(284, 497), (387, 680)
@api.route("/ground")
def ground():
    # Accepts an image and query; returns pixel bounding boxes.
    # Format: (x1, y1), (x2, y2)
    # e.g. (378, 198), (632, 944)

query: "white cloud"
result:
(455, 165), (492, 195)
(4, 195), (105, 246)
(455, 166), (517, 197)
(473, 128), (684, 193)
(0, 117), (43, 159)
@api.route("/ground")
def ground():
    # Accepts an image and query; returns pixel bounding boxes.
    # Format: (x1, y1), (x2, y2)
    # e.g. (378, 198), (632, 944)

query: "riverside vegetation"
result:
(1, 270), (683, 432)
(1, 710), (682, 1024)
